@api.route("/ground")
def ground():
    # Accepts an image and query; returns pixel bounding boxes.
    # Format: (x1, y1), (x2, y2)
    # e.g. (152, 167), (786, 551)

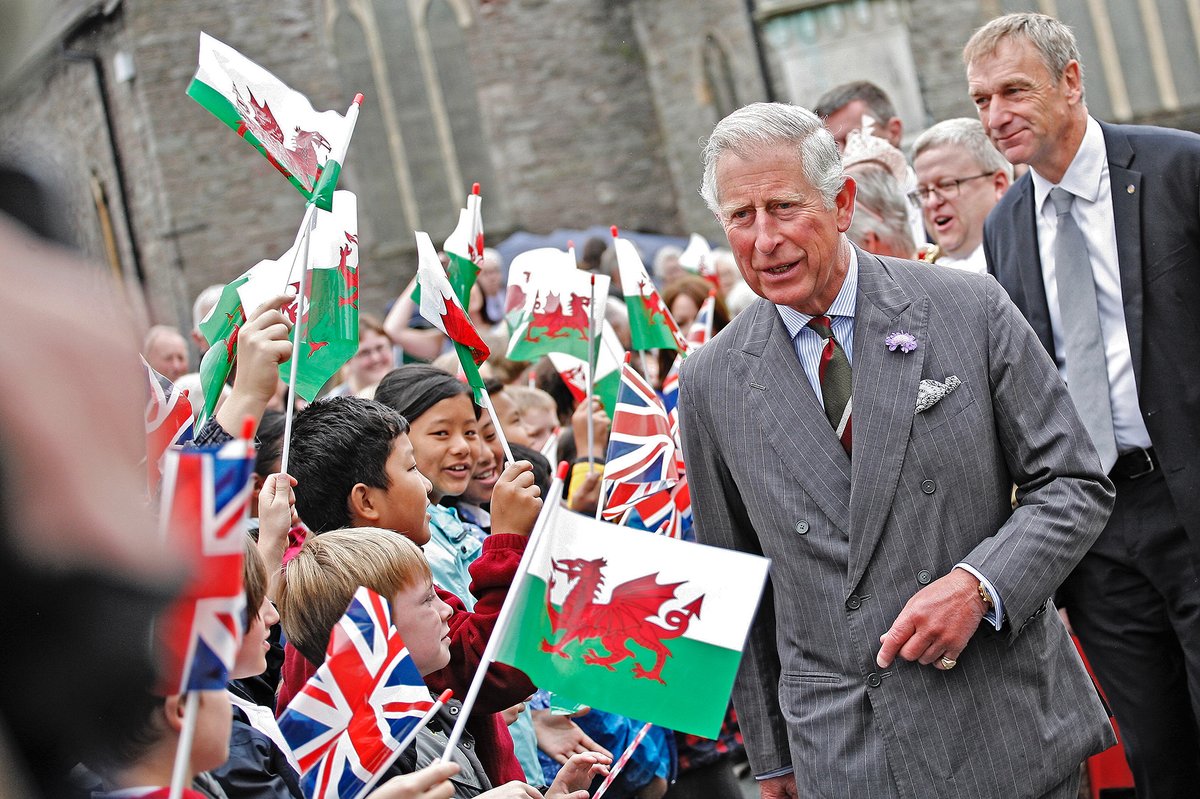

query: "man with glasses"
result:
(910, 118), (1012, 273)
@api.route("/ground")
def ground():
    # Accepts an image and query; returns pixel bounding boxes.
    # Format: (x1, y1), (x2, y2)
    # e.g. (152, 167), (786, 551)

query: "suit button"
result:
(795, 520), (809, 535)
(917, 569), (932, 585)
(448, 705), (459, 716)
(866, 672), (881, 688)
(845, 595), (862, 610)
(462, 740), (473, 749)
(921, 479), (936, 494)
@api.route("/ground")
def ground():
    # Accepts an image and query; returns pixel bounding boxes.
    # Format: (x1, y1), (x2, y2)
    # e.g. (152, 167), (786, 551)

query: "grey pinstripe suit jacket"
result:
(678, 247), (1115, 799)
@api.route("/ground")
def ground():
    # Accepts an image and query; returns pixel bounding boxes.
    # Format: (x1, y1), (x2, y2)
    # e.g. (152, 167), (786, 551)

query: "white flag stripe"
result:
(531, 502), (769, 650)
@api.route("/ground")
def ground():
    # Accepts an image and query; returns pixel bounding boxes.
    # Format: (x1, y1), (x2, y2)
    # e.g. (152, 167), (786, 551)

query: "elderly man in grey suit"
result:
(678, 102), (1115, 799)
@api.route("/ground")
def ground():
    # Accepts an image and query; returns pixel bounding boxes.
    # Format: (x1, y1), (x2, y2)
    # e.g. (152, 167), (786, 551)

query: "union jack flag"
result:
(156, 437), (252, 694)
(143, 356), (195, 494)
(602, 358), (678, 487)
(278, 586), (437, 799)
(686, 291), (716, 350)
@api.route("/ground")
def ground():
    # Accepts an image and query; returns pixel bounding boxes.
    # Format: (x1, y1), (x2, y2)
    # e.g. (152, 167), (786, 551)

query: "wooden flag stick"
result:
(586, 274), (598, 468)
(478, 386), (516, 464)
(167, 692), (201, 799)
(278, 208), (318, 477)
(439, 464), (568, 762)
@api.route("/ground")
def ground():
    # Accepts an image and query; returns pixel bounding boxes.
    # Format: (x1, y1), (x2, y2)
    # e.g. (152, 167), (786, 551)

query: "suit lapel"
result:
(1008, 179), (1056, 357)
(1102, 123), (1145, 386)
(737, 301), (852, 535)
(847, 251), (926, 590)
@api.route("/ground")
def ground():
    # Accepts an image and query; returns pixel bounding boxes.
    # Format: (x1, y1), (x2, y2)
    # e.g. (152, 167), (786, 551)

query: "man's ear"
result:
(993, 169), (1011, 199)
(162, 694), (186, 734)
(348, 483), (379, 526)
(884, 117), (904, 150)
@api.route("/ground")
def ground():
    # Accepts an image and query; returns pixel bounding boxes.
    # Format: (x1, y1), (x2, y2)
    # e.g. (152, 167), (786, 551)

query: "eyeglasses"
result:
(907, 172), (994, 205)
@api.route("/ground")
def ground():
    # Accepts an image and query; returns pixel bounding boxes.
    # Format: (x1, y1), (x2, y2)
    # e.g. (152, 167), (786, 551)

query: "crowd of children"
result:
(53, 233), (747, 799)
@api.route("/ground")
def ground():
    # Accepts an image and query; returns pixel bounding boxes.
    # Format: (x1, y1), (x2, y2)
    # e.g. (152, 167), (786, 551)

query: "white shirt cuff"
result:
(955, 563), (1003, 631)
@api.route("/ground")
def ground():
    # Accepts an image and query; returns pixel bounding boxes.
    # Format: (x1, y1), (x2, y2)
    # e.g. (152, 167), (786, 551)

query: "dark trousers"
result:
(662, 756), (744, 799)
(1058, 468), (1200, 799)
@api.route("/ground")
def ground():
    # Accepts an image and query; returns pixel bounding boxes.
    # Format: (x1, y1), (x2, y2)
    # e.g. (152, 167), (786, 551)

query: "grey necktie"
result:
(1050, 187), (1118, 472)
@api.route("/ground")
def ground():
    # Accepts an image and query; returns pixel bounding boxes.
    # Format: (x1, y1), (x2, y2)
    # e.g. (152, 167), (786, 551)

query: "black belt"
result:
(1110, 447), (1157, 481)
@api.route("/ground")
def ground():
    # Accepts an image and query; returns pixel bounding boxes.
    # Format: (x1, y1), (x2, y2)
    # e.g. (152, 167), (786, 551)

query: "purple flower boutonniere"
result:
(885, 331), (918, 353)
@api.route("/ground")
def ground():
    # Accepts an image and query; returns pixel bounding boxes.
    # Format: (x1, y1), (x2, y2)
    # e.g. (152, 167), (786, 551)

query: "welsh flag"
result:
(546, 320), (625, 416)
(188, 33), (351, 210)
(412, 184), (485, 308)
(507, 265), (609, 363)
(444, 184), (484, 303)
(414, 230), (489, 402)
(503, 246), (576, 332)
(494, 500), (769, 738)
(678, 233), (720, 289)
(198, 191), (360, 419)
(612, 229), (687, 352)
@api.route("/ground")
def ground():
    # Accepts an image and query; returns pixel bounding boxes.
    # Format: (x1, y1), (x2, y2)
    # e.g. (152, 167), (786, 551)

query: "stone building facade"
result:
(1, 0), (1197, 336)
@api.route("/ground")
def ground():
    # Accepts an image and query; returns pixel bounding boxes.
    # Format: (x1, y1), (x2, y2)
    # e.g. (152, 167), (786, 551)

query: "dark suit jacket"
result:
(679, 248), (1114, 798)
(983, 120), (1200, 559)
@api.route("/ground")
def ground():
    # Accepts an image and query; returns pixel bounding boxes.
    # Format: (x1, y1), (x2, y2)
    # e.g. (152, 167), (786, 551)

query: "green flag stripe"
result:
(496, 575), (737, 738)
(625, 298), (681, 352)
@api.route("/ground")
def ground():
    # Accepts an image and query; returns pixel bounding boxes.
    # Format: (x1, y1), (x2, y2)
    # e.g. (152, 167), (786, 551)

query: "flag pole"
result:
(354, 689), (452, 799)
(478, 386), (516, 464)
(592, 721), (653, 799)
(586, 274), (597, 469)
(439, 463), (569, 762)
(278, 208), (318, 477)
(278, 93), (363, 475)
(167, 692), (201, 799)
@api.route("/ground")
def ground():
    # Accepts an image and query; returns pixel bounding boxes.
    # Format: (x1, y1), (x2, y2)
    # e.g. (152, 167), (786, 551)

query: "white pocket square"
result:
(915, 376), (961, 414)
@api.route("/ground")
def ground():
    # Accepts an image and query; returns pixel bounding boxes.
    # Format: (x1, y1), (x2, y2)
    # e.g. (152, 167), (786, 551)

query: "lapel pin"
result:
(1127, 185), (1135, 194)
(884, 331), (918, 353)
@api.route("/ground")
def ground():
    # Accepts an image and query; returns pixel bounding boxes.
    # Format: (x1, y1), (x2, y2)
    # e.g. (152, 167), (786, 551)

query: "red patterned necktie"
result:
(807, 315), (852, 454)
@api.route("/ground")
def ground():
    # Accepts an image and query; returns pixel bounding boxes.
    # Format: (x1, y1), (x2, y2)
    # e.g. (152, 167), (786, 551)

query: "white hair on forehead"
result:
(701, 104), (844, 213)
(911, 118), (1013, 180)
(481, 247), (504, 267)
(700, 102), (845, 215)
(192, 284), (226, 331)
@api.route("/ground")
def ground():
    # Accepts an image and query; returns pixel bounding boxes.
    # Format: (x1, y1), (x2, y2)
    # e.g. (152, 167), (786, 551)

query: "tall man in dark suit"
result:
(679, 101), (1114, 799)
(968, 13), (1200, 796)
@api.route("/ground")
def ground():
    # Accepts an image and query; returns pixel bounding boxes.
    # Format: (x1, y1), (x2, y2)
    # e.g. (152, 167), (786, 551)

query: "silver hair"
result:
(964, 12), (1085, 90)
(700, 102), (845, 216)
(911, 118), (1013, 179)
(191, 284), (226, 332)
(844, 163), (914, 256)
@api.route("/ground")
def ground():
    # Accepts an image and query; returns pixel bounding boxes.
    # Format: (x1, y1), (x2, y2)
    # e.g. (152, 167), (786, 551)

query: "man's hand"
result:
(215, 293), (293, 436)
(531, 708), (612, 763)
(371, 762), (459, 799)
(759, 773), (799, 798)
(571, 398), (610, 462)
(876, 567), (986, 669)
(489, 461), (542, 536)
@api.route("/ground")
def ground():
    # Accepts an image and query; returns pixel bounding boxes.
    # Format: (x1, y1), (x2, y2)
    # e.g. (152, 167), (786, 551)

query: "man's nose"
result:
(754, 214), (782, 254)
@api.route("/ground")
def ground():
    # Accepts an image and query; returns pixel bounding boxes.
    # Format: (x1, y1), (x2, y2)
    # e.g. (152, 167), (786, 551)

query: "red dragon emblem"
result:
(336, 233), (359, 308)
(525, 291), (590, 342)
(540, 557), (704, 684)
(637, 279), (686, 348)
(233, 84), (332, 190)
